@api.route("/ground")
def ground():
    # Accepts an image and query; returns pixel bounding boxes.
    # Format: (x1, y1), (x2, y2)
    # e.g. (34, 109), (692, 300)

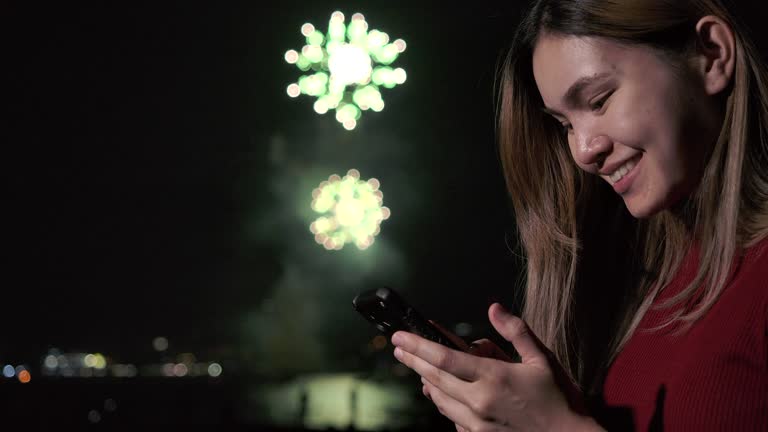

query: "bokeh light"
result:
(310, 169), (391, 250)
(104, 398), (117, 412)
(454, 322), (473, 337)
(84, 354), (97, 368)
(258, 373), (416, 430)
(162, 363), (175, 377)
(93, 354), (107, 370)
(371, 335), (388, 350)
(153, 336), (169, 352)
(208, 362), (223, 377)
(57, 355), (69, 369)
(18, 370), (31, 383)
(284, 11), (407, 129)
(88, 410), (101, 424)
(173, 363), (188, 377)
(44, 355), (58, 369)
(2, 365), (14, 378)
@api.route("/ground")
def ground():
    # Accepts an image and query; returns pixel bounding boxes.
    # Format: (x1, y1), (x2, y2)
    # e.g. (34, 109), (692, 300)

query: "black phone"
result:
(352, 287), (466, 351)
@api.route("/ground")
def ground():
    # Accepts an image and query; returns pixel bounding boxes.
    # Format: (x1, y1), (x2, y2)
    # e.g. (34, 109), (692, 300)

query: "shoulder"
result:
(735, 235), (768, 321)
(694, 236), (768, 334)
(738, 235), (768, 290)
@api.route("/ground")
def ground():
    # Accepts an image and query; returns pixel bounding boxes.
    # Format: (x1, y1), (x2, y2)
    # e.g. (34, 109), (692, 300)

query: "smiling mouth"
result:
(606, 154), (643, 195)
(605, 154), (642, 186)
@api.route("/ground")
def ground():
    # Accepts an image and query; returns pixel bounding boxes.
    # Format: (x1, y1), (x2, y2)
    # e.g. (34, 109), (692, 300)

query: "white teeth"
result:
(607, 158), (637, 184)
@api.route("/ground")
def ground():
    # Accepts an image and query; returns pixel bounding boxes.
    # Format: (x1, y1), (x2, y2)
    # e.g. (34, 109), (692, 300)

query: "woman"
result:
(391, 0), (768, 430)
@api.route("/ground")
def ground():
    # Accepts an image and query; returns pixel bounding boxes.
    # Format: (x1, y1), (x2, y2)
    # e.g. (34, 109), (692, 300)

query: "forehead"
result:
(532, 35), (655, 107)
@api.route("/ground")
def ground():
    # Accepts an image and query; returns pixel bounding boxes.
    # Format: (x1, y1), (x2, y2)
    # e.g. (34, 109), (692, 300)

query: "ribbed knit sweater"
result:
(600, 237), (768, 431)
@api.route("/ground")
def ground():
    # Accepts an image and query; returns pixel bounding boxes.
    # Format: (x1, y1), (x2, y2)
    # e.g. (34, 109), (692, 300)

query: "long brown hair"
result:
(497, 0), (768, 393)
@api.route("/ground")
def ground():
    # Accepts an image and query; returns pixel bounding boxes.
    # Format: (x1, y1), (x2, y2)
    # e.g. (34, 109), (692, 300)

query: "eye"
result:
(590, 90), (614, 112)
(545, 113), (574, 135)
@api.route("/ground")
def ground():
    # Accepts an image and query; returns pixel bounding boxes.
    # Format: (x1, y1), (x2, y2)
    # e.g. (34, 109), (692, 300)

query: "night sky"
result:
(4, 2), (526, 373)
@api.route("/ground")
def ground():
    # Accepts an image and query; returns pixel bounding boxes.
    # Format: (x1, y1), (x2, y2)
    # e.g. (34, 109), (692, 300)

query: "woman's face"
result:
(532, 34), (722, 218)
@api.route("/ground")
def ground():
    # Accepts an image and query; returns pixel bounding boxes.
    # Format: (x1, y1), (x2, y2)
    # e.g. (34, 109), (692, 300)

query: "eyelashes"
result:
(556, 90), (615, 135)
(590, 90), (614, 112)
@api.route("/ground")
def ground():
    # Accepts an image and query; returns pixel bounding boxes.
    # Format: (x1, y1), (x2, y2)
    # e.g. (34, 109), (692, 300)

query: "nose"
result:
(572, 131), (612, 170)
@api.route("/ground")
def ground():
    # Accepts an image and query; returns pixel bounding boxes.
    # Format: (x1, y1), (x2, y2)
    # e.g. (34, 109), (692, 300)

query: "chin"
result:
(624, 198), (665, 219)
(624, 188), (691, 219)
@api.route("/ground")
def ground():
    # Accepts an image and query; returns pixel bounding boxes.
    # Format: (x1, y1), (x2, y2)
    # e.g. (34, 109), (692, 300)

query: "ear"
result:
(693, 15), (736, 96)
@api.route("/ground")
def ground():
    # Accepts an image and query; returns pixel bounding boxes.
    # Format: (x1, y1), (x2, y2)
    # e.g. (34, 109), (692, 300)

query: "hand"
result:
(428, 319), (515, 362)
(391, 303), (600, 431)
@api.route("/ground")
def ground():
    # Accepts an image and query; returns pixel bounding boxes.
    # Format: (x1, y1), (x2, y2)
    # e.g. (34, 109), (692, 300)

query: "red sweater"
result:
(600, 237), (768, 431)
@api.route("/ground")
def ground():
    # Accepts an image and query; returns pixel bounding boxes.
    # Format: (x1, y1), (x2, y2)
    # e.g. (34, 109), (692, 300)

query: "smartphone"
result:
(352, 287), (466, 351)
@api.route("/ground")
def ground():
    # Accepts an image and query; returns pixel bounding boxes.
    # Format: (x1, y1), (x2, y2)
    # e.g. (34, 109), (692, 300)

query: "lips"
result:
(600, 153), (642, 180)
(610, 154), (642, 194)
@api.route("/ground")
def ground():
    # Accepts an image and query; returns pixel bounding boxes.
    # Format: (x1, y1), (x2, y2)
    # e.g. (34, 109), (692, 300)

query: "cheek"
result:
(609, 98), (690, 215)
(623, 109), (697, 216)
(606, 100), (655, 151)
(643, 101), (700, 188)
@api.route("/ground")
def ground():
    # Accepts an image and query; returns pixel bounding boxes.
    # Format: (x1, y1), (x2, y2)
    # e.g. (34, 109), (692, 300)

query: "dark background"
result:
(2, 1), (527, 428)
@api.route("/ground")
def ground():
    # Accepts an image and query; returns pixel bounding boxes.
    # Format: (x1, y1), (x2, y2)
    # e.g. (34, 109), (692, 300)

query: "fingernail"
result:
(492, 303), (509, 319)
(394, 347), (403, 359)
(391, 332), (403, 346)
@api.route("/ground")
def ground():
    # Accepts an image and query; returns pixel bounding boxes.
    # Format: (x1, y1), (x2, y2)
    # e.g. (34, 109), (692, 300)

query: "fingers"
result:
(423, 377), (507, 432)
(392, 331), (489, 382)
(488, 303), (548, 367)
(394, 345), (475, 406)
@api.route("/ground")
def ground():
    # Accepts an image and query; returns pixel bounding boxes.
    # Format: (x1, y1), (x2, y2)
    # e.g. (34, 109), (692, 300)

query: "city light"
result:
(88, 410), (101, 424)
(82, 353), (107, 369)
(44, 355), (58, 369)
(57, 355), (69, 368)
(208, 362), (223, 377)
(173, 363), (189, 377)
(284, 11), (407, 130)
(2, 365), (14, 378)
(455, 322), (473, 337)
(111, 364), (138, 378)
(84, 354), (97, 368)
(12, 346), (223, 380)
(104, 398), (117, 412)
(152, 336), (169, 352)
(371, 335), (388, 350)
(162, 363), (175, 377)
(18, 370), (31, 383)
(257, 373), (416, 430)
(93, 354), (107, 370)
(310, 169), (391, 251)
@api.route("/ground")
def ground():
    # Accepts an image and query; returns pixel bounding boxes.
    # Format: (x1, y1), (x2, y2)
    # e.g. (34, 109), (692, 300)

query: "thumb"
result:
(488, 303), (547, 367)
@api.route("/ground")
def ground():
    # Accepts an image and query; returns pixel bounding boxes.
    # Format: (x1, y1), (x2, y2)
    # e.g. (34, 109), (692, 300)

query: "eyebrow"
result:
(542, 72), (613, 116)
